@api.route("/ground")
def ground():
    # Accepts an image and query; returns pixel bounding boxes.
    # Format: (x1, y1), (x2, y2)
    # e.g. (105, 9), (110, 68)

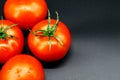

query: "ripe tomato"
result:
(0, 54), (44, 80)
(28, 11), (71, 62)
(0, 20), (24, 64)
(4, 0), (48, 30)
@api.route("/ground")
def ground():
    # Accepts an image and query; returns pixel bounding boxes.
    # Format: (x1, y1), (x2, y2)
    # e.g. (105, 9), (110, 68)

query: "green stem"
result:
(0, 19), (17, 40)
(51, 11), (59, 32)
(47, 9), (51, 31)
(54, 35), (63, 46)
(31, 10), (64, 49)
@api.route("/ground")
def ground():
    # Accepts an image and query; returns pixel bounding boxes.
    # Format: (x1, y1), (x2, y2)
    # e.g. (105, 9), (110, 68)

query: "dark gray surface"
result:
(1, 0), (120, 80)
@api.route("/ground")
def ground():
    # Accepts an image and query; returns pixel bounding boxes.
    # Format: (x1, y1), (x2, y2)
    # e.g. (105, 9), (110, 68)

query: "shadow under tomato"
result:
(41, 47), (73, 69)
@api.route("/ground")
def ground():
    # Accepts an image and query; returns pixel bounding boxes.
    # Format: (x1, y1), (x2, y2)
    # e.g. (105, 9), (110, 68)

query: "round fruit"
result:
(4, 0), (48, 30)
(0, 54), (44, 80)
(28, 11), (71, 62)
(0, 20), (24, 64)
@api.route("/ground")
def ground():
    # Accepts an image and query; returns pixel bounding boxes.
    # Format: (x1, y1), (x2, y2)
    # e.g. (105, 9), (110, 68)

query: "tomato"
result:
(0, 54), (44, 80)
(28, 11), (71, 62)
(4, 0), (48, 30)
(0, 20), (24, 64)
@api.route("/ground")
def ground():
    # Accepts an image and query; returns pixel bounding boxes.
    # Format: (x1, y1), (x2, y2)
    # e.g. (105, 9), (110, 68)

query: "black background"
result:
(1, 0), (120, 80)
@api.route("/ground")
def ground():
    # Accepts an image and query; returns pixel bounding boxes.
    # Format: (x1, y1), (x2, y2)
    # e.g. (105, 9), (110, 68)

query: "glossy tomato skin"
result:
(0, 54), (44, 80)
(4, 0), (48, 30)
(0, 20), (24, 64)
(28, 19), (71, 62)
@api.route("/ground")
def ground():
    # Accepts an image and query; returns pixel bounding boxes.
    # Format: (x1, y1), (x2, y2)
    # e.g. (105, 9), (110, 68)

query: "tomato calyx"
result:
(30, 10), (63, 49)
(0, 19), (17, 40)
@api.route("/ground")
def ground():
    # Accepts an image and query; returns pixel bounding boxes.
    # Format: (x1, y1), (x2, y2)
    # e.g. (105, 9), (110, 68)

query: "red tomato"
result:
(0, 54), (44, 80)
(28, 11), (71, 62)
(0, 20), (24, 64)
(4, 0), (48, 30)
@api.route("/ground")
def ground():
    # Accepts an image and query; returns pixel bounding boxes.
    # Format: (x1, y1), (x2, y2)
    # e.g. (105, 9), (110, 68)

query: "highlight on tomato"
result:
(4, 0), (48, 30)
(0, 54), (44, 80)
(28, 10), (71, 62)
(0, 19), (24, 64)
